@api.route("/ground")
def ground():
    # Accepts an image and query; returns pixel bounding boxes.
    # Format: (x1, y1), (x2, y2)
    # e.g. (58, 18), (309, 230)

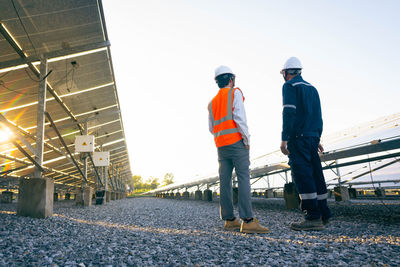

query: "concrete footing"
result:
(182, 191), (189, 199)
(106, 191), (111, 202)
(111, 192), (116, 200)
(203, 189), (212, 201)
(334, 186), (350, 201)
(95, 190), (106, 205)
(375, 188), (385, 197)
(348, 188), (357, 199)
(0, 191), (13, 203)
(264, 189), (274, 198)
(17, 178), (54, 218)
(283, 182), (300, 209)
(75, 186), (94, 206)
(232, 187), (238, 204)
(195, 190), (202, 200)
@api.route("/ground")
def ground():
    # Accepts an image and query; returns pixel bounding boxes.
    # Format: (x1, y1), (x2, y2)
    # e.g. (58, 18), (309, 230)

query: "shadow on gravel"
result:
(48, 213), (399, 247)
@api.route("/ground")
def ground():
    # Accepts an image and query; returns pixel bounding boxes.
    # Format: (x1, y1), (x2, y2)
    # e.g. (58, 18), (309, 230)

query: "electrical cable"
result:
(10, 0), (38, 57)
(65, 60), (76, 92)
(24, 68), (40, 82)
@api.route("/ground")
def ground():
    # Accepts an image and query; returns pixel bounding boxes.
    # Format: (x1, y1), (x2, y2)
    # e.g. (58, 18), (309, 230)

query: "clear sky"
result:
(102, 0), (400, 184)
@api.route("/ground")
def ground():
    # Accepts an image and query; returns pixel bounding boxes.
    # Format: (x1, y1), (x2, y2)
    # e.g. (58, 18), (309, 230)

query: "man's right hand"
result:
(280, 141), (289, 155)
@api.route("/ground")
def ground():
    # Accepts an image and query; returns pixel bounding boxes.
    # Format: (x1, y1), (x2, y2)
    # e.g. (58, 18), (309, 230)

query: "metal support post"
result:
(284, 171), (288, 183)
(97, 166), (101, 189)
(110, 163), (115, 191)
(118, 168), (122, 192)
(80, 122), (88, 206)
(34, 56), (48, 178)
(104, 166), (108, 192)
(336, 160), (341, 186)
(83, 122), (88, 185)
(115, 166), (119, 191)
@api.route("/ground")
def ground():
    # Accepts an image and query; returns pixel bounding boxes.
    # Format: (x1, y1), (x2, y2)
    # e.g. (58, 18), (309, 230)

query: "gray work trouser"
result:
(218, 140), (253, 220)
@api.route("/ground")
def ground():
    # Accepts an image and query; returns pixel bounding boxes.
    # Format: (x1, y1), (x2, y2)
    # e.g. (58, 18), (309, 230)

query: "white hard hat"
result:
(282, 57), (302, 70)
(214, 65), (234, 78)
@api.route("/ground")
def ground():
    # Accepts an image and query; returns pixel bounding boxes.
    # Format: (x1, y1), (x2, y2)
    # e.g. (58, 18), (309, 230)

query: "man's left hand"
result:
(318, 143), (324, 153)
(280, 141), (289, 155)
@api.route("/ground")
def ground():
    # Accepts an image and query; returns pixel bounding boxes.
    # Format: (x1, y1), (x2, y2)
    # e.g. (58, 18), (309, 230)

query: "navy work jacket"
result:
(281, 75), (323, 141)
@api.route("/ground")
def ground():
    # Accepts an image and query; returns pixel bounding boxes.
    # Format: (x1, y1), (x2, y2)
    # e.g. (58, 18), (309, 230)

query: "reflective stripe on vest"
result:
(214, 127), (239, 138)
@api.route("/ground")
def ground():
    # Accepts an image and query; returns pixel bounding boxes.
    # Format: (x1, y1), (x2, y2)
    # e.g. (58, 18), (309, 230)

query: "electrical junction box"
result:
(93, 151), (110, 166)
(75, 135), (95, 152)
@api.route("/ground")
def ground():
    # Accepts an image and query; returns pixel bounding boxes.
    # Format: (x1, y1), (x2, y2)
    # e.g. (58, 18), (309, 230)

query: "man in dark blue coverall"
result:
(279, 57), (332, 231)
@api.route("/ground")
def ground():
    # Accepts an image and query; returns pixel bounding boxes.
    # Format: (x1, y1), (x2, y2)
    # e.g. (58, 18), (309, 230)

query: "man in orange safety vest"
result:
(208, 65), (269, 234)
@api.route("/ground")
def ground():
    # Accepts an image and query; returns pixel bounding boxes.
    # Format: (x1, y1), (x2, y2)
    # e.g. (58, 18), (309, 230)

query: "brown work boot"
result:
(290, 219), (324, 231)
(240, 218), (270, 234)
(224, 218), (241, 231)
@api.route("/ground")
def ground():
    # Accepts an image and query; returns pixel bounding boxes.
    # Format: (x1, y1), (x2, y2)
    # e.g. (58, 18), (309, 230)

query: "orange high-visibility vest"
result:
(208, 87), (244, 147)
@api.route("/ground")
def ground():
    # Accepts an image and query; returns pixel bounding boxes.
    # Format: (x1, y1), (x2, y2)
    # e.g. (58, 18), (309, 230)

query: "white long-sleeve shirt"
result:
(208, 89), (250, 145)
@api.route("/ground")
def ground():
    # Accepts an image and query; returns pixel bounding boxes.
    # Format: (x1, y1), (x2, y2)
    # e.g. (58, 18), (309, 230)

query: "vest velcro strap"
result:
(214, 128), (239, 138)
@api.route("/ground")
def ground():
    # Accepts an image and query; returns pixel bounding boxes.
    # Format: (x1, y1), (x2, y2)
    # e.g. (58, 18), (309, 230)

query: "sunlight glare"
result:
(0, 128), (13, 143)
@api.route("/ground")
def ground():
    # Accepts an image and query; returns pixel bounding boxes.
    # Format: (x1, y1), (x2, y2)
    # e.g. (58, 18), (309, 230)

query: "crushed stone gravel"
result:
(1, 197), (399, 266)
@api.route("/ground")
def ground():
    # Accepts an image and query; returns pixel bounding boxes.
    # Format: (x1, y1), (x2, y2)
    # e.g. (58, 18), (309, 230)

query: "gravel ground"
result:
(1, 197), (399, 266)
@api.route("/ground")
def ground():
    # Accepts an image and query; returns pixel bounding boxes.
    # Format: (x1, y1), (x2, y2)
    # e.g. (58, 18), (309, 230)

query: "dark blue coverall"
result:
(282, 75), (331, 220)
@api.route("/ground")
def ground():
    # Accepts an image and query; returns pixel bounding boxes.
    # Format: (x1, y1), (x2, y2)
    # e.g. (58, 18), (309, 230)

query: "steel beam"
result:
(0, 113), (36, 156)
(10, 140), (44, 173)
(342, 158), (400, 184)
(0, 115), (68, 164)
(45, 112), (87, 183)
(320, 138), (400, 162)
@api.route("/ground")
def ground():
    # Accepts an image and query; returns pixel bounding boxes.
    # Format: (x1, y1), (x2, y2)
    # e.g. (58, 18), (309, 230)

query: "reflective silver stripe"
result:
(283, 104), (296, 109)
(209, 87), (235, 126)
(208, 102), (214, 127)
(292, 82), (313, 87)
(214, 114), (231, 125)
(214, 128), (239, 138)
(317, 193), (328, 200)
(299, 192), (317, 200)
